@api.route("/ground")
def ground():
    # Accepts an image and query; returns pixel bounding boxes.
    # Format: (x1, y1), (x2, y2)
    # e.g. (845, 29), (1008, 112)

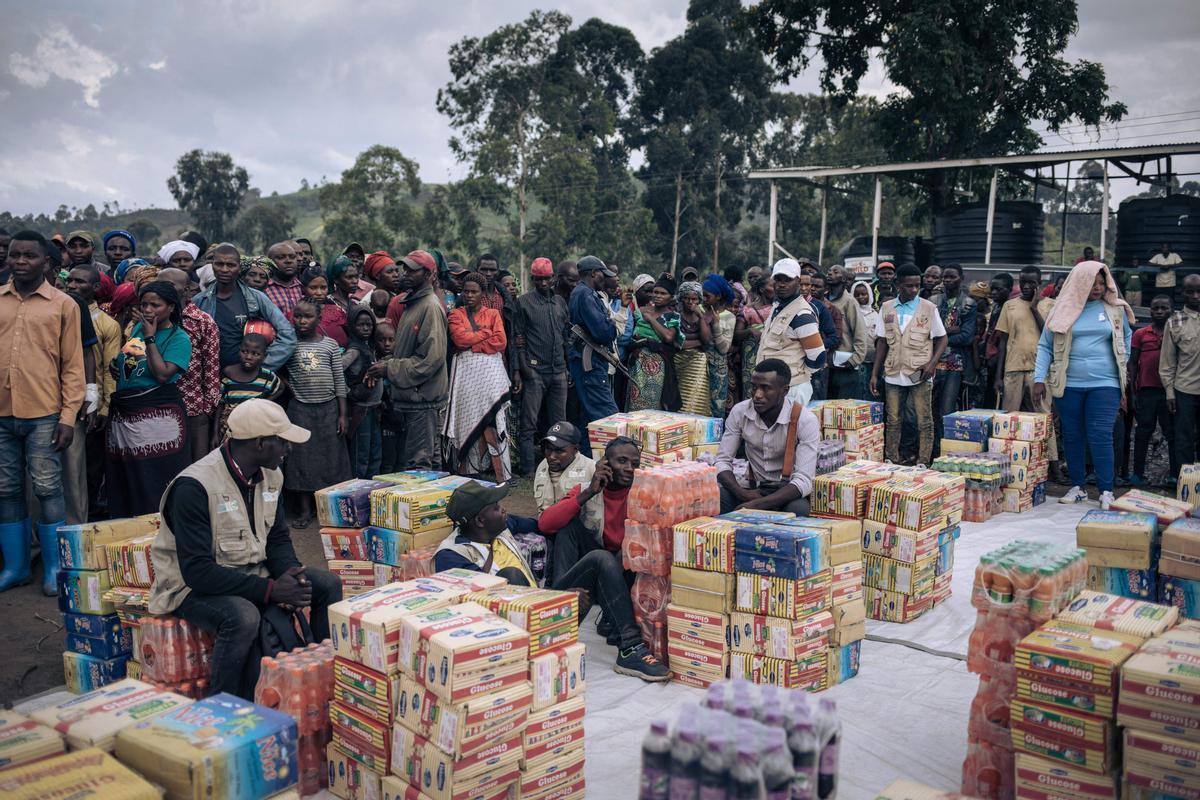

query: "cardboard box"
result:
(65, 624), (133, 661)
(1178, 463), (1200, 508)
(735, 570), (831, 619)
(671, 517), (737, 573)
(1075, 509), (1159, 569)
(670, 565), (734, 613)
(1119, 622), (1200, 712)
(729, 651), (826, 690)
(62, 651), (129, 694)
(863, 584), (932, 623)
(0, 712), (65, 770)
(406, 606), (529, 703)
(1158, 574), (1200, 618)
(56, 568), (114, 615)
(327, 742), (384, 800)
(56, 515), (160, 571)
(988, 437), (1043, 464)
(1110, 490), (1192, 526)
(317, 479), (393, 528)
(369, 486), (455, 534)
(524, 696), (585, 751)
(393, 673), (531, 759)
(373, 470), (450, 486)
(322, 527), (369, 561)
(333, 657), (400, 726)
(1056, 590), (1178, 638)
(1123, 728), (1200, 778)
(1162, 517), (1200, 580)
(0, 747), (160, 800)
(826, 640), (861, 686)
(829, 620), (865, 646)
(31, 679), (192, 752)
(461, 586), (579, 658)
(939, 438), (984, 454)
(367, 526), (447, 566)
(831, 598), (865, 627)
(518, 747), (584, 798)
(331, 701), (391, 775)
(991, 412), (1050, 441)
(1013, 753), (1119, 800)
(101, 535), (155, 588)
(389, 727), (522, 800)
(860, 519), (941, 563)
(1009, 697), (1116, 773)
(115, 693), (299, 800)
(1014, 620), (1141, 692)
(1124, 764), (1200, 800)
(329, 582), (461, 674)
(1086, 565), (1155, 600)
(730, 610), (832, 660)
(529, 643), (586, 711)
(862, 553), (936, 596)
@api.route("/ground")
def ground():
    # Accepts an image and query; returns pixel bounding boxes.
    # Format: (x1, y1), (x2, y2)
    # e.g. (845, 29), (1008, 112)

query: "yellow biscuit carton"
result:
(0, 747), (159, 800)
(0, 711), (65, 770)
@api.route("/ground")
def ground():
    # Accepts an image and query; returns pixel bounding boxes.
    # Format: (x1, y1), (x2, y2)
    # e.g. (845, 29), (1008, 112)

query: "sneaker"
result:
(614, 643), (671, 682)
(1099, 491), (1115, 510)
(1126, 474), (1145, 487)
(1115, 475), (1130, 488)
(1085, 473), (1097, 486)
(1058, 486), (1088, 504)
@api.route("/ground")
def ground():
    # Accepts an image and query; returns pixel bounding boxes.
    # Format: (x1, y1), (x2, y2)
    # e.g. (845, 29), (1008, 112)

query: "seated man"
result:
(440, 442), (669, 682)
(531, 422), (599, 579)
(715, 357), (820, 515)
(148, 399), (342, 699)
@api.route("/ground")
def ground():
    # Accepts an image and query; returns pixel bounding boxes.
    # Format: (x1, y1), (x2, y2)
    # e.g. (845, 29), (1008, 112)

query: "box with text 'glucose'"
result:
(329, 583), (460, 674)
(529, 642), (586, 711)
(389, 726), (523, 800)
(393, 672), (531, 760)
(0, 748), (160, 800)
(326, 741), (384, 800)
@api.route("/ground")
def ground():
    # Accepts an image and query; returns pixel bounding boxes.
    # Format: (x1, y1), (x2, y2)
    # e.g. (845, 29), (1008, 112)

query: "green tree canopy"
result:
(319, 145), (421, 256)
(166, 149), (250, 241)
(231, 202), (297, 253)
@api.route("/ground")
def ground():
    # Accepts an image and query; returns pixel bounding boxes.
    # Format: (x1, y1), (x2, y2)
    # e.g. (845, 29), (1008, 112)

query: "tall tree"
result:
(747, 0), (1126, 215)
(438, 10), (571, 286)
(231, 202), (297, 253)
(636, 0), (776, 273)
(319, 145), (421, 255)
(166, 149), (250, 241)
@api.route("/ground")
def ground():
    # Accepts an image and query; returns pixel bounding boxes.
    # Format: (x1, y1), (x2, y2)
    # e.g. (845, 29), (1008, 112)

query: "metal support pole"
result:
(1060, 161), (1070, 264)
(768, 180), (777, 265)
(1100, 160), (1110, 259)
(818, 177), (829, 265)
(984, 169), (999, 265)
(871, 177), (881, 264)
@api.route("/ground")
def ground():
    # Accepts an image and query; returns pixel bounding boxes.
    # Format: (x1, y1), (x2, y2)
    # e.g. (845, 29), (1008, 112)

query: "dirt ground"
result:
(0, 476), (542, 707)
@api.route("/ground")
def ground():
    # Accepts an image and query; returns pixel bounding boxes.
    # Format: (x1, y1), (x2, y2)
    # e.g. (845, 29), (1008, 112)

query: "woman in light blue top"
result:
(1034, 261), (1133, 509)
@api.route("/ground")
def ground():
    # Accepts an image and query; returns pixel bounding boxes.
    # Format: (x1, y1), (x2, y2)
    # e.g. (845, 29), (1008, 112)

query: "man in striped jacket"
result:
(755, 258), (827, 406)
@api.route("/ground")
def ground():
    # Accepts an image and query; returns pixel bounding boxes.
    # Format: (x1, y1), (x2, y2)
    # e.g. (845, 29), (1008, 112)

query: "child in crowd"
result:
(374, 322), (406, 473)
(297, 265), (348, 347)
(284, 297), (351, 527)
(369, 288), (391, 320)
(1129, 294), (1176, 486)
(212, 332), (284, 447)
(343, 308), (385, 479)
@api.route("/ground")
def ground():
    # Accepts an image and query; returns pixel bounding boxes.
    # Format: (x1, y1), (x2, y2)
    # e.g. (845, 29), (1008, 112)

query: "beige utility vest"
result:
(149, 448), (282, 614)
(1045, 302), (1128, 400)
(881, 297), (938, 377)
(756, 294), (816, 387)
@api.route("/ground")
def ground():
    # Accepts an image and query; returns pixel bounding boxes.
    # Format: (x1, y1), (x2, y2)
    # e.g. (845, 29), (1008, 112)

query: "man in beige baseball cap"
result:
(147, 399), (341, 699)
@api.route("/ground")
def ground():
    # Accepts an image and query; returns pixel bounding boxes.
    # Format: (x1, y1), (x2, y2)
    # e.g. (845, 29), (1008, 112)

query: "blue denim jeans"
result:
(933, 369), (964, 452)
(0, 415), (66, 523)
(349, 407), (382, 479)
(569, 359), (619, 458)
(1055, 386), (1121, 492)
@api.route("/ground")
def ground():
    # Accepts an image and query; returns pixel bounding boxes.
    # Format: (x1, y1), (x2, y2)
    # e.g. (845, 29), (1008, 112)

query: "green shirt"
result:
(114, 323), (192, 391)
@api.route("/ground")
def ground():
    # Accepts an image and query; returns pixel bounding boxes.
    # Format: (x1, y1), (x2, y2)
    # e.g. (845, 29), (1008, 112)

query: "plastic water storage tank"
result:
(933, 201), (1045, 264)
(1115, 194), (1200, 268)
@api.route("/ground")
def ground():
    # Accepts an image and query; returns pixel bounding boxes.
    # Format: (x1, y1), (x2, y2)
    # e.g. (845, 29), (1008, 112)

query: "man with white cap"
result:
(148, 399), (342, 698)
(755, 257), (827, 405)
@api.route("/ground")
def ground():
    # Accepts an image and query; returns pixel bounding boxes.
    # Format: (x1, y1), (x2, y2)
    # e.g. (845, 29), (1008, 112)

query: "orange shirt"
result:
(0, 280), (85, 425)
(448, 306), (507, 355)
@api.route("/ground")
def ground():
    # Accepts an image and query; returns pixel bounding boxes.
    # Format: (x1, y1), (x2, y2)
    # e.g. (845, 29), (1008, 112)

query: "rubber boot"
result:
(37, 520), (63, 597)
(0, 519), (33, 592)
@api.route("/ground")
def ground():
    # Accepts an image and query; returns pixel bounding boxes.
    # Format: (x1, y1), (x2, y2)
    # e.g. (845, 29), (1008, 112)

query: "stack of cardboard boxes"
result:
(669, 515), (741, 689)
(1076, 510), (1161, 601)
(939, 409), (995, 455)
(814, 399), (885, 462)
(1119, 620), (1200, 798)
(587, 409), (724, 465)
(1160, 517), (1200, 619)
(316, 477), (394, 595)
(989, 413), (1051, 514)
(56, 515), (161, 692)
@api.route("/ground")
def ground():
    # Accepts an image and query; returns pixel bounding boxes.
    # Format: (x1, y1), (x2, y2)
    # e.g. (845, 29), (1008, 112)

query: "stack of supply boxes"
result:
(940, 409), (995, 455)
(1076, 510), (1160, 601)
(626, 462), (721, 663)
(1160, 517), (1200, 619)
(30, 679), (194, 753)
(56, 515), (161, 693)
(989, 412), (1051, 515)
(1008, 591), (1179, 800)
(316, 477), (393, 594)
(1119, 620), (1200, 798)
(0, 749), (161, 798)
(0, 711), (65, 769)
(670, 515), (744, 689)
(960, 541), (1087, 799)
(814, 399), (884, 461)
(860, 475), (948, 623)
(588, 409), (725, 464)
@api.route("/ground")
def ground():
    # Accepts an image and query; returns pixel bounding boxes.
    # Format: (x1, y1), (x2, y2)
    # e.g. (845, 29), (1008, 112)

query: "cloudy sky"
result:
(1, 0), (1197, 216)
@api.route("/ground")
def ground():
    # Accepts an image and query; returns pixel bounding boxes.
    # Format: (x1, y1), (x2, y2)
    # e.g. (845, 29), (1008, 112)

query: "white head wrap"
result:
(157, 240), (200, 263)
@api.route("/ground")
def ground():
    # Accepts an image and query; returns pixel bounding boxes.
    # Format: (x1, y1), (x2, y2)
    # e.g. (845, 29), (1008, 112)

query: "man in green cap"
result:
(435, 479), (669, 682)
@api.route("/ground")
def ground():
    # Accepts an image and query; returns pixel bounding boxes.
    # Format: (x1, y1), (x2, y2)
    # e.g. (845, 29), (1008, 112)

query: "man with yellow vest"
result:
(871, 263), (948, 465)
(149, 399), (342, 698)
(755, 257), (828, 405)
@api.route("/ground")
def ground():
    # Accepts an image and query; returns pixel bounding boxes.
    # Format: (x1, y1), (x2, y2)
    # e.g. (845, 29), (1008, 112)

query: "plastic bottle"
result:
(303, 663), (323, 736)
(255, 657), (281, 708)
(728, 743), (762, 800)
(762, 731), (795, 800)
(669, 727), (702, 800)
(697, 736), (728, 800)
(816, 698), (840, 800)
(298, 735), (322, 795)
(786, 698), (818, 800)
(640, 720), (673, 800)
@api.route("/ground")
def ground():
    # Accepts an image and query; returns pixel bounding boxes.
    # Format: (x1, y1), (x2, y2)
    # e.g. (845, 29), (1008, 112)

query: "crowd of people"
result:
(0, 223), (1192, 690)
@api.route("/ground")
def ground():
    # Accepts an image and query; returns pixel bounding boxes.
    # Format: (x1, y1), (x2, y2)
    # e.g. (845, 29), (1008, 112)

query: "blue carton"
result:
(944, 410), (994, 435)
(315, 479), (393, 528)
(63, 650), (129, 693)
(65, 625), (132, 660)
(114, 694), (298, 799)
(365, 526), (408, 566)
(734, 524), (828, 566)
(936, 526), (961, 577)
(1087, 565), (1156, 600)
(734, 549), (814, 580)
(62, 611), (122, 639)
(1159, 575), (1200, 619)
(942, 427), (989, 443)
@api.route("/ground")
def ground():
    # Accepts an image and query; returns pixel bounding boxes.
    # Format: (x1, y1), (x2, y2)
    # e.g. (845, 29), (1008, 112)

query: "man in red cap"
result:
(513, 256), (569, 474)
(367, 250), (447, 470)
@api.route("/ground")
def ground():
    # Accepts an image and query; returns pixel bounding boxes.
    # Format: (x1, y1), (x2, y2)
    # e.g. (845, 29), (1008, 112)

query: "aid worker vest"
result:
(756, 294), (816, 387)
(1045, 301), (1128, 400)
(149, 447), (281, 614)
(881, 297), (938, 378)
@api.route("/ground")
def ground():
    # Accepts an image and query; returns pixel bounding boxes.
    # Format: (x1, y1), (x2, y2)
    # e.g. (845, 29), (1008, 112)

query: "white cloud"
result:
(8, 25), (118, 108)
(148, 58), (167, 71)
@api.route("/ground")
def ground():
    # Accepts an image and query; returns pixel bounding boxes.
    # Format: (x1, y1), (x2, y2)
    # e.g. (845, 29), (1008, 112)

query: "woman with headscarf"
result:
(702, 274), (737, 417)
(326, 254), (364, 316)
(1034, 261), (1134, 509)
(240, 255), (272, 292)
(102, 230), (135, 270)
(106, 261), (160, 329)
(735, 273), (775, 401)
(157, 240), (200, 275)
(105, 280), (194, 516)
(630, 273), (656, 310)
(851, 280), (880, 400)
(674, 280), (711, 415)
(627, 275), (683, 411)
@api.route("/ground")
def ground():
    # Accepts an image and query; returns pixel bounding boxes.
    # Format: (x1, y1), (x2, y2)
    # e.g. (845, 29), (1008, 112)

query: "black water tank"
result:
(1115, 194), (1200, 268)
(933, 201), (1045, 264)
